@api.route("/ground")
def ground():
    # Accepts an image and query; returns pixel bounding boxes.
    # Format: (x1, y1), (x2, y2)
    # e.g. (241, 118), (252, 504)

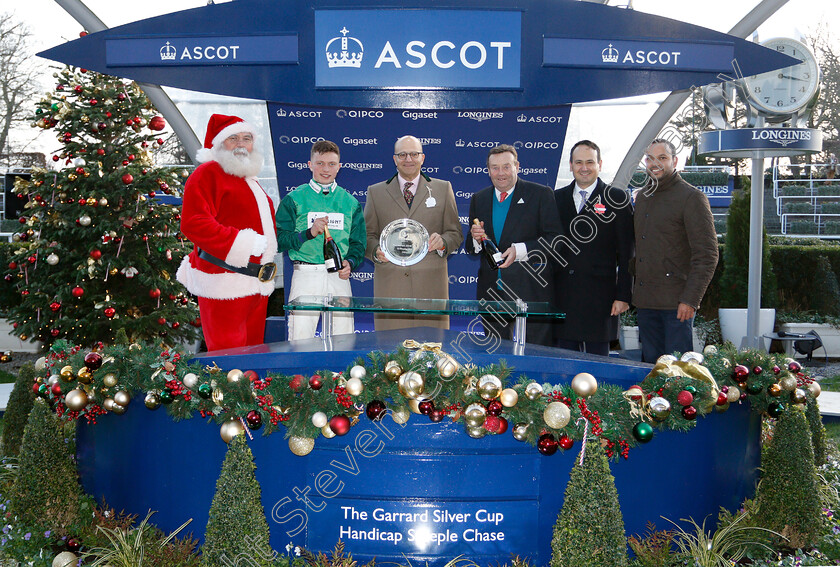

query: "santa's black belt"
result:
(198, 249), (276, 283)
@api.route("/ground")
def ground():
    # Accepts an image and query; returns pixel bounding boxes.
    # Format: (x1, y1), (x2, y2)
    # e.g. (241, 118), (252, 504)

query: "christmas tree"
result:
(4, 66), (200, 347)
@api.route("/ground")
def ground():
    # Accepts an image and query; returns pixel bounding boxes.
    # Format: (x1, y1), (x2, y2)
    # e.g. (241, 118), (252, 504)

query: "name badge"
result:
(307, 212), (345, 230)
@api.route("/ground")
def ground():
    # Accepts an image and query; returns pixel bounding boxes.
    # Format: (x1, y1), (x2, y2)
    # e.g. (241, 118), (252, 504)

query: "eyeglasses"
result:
(395, 151), (422, 160)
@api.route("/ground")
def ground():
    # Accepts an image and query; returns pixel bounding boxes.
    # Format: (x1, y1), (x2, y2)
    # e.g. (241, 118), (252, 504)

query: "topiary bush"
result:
(754, 405), (822, 549)
(1, 364), (37, 457)
(805, 398), (829, 467)
(810, 255), (840, 316)
(10, 398), (84, 536)
(550, 438), (627, 567)
(202, 434), (273, 567)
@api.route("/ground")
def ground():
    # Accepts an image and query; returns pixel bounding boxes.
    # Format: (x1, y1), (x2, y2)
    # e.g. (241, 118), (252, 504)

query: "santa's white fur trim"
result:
(211, 121), (255, 150)
(195, 147), (214, 163)
(226, 228), (258, 268)
(176, 256), (274, 299)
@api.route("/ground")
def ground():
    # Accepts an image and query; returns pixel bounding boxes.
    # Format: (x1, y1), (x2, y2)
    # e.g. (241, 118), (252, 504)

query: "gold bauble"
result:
(109, 267), (118, 275)
(512, 423), (530, 441)
(768, 383), (782, 397)
(102, 373), (118, 388)
(86, 197), (97, 206)
(144, 391), (162, 410)
(656, 354), (678, 365)
(791, 388), (807, 405)
(212, 388), (224, 406)
(110, 403), (127, 415)
(67, 173), (77, 181)
(182, 372), (198, 389)
(349, 365), (367, 381)
(53, 551), (79, 567)
(321, 424), (336, 439)
(464, 402), (487, 427)
(398, 371), (425, 399)
(649, 396), (671, 421)
(227, 369), (244, 383)
(524, 382), (543, 401)
(384, 360), (402, 381)
(808, 381), (822, 398)
(60, 365), (75, 381)
(721, 357), (731, 368)
(543, 401), (571, 429)
(64, 389), (88, 411)
(102, 398), (116, 411)
(311, 411), (328, 428)
(98, 198), (108, 207)
(680, 351), (704, 364)
(466, 425), (487, 439)
(391, 408), (410, 424)
(477, 374), (502, 401)
(781, 376), (798, 391)
(220, 419), (245, 443)
(35, 356), (47, 371)
(407, 399), (423, 414)
(715, 401), (730, 412)
(500, 388), (519, 407)
(703, 345), (718, 355)
(288, 435), (315, 456)
(77, 367), (92, 384)
(436, 355), (459, 379)
(726, 386), (741, 403)
(345, 376), (364, 396)
(571, 373), (598, 397)
(113, 390), (131, 407)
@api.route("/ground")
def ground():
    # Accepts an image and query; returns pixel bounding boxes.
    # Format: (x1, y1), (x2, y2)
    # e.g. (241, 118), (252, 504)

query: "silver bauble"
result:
(349, 365), (367, 380)
(543, 401), (571, 429)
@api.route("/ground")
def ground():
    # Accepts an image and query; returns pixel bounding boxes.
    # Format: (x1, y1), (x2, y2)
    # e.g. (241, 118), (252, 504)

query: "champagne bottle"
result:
(323, 226), (343, 273)
(473, 218), (503, 269)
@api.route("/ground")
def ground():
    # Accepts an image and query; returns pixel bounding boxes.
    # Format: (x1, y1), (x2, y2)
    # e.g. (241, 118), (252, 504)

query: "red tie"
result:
(403, 182), (414, 208)
(499, 191), (508, 202)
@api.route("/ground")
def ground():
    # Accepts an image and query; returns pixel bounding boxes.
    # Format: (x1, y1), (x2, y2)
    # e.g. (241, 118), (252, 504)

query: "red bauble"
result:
(89, 249), (102, 260)
(681, 405), (698, 420)
(50, 328), (60, 338)
(753, 366), (763, 375)
(733, 365), (749, 379)
(418, 401), (434, 415)
(558, 435), (574, 450)
(121, 173), (134, 185)
(149, 288), (161, 298)
(157, 317), (166, 325)
(190, 317), (202, 327)
(772, 365), (781, 375)
(66, 538), (81, 552)
(484, 415), (501, 433)
(309, 375), (322, 390)
(537, 434), (559, 456)
(89, 99), (97, 106)
(104, 307), (116, 318)
(244, 370), (259, 382)
(366, 400), (387, 421)
(84, 352), (103, 370)
(486, 400), (503, 416)
(51, 383), (62, 396)
(676, 390), (694, 407)
(149, 116), (166, 131)
(171, 321), (180, 329)
(8, 262), (16, 270)
(157, 138), (165, 145)
(289, 374), (304, 391)
(245, 410), (262, 430)
(97, 148), (105, 155)
(329, 415), (351, 436)
(788, 361), (802, 373)
(716, 392), (728, 406)
(496, 417), (509, 435)
(429, 409), (445, 423)
(71, 286), (84, 298)
(50, 302), (61, 312)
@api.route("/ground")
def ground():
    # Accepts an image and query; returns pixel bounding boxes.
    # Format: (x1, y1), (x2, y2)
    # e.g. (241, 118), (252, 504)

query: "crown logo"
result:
(160, 41), (177, 61)
(326, 27), (364, 69)
(276, 108), (287, 117)
(455, 139), (465, 148)
(601, 43), (619, 63)
(517, 114), (527, 123)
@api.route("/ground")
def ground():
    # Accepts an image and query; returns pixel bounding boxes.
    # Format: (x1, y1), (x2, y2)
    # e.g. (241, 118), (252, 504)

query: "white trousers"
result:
(287, 264), (354, 340)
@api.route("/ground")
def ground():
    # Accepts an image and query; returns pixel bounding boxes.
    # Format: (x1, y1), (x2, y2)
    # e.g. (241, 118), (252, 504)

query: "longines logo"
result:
(417, 138), (442, 145)
(336, 109), (385, 119)
(278, 135), (325, 144)
(751, 129), (811, 147)
(350, 271), (374, 282)
(513, 141), (560, 150)
(326, 28), (364, 68)
(457, 111), (504, 122)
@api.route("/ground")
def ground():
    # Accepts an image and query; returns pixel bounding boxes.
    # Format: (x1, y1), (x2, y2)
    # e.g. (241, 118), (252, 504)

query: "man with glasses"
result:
(633, 138), (718, 362)
(177, 114), (277, 350)
(364, 135), (463, 330)
(276, 140), (366, 340)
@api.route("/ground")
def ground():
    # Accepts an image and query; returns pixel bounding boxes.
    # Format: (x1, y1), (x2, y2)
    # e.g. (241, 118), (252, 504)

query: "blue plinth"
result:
(76, 328), (760, 566)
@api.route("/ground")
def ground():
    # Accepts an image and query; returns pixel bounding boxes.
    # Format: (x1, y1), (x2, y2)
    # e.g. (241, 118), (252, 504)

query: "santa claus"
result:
(177, 114), (277, 350)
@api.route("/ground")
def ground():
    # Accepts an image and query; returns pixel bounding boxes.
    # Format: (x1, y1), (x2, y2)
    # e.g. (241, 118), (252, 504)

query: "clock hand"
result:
(779, 74), (807, 81)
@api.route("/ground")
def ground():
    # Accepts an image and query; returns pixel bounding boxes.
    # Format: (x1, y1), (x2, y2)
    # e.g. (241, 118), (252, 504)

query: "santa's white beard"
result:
(212, 146), (264, 178)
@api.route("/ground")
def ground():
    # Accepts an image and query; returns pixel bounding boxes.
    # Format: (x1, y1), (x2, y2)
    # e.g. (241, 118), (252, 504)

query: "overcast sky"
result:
(8, 0), (840, 181)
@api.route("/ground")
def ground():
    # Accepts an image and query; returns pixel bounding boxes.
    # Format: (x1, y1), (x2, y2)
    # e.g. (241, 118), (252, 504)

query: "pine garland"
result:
(28, 339), (821, 458)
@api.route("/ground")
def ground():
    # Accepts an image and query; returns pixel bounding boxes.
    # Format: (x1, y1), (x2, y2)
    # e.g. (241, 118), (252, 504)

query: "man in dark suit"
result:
(467, 144), (562, 346)
(553, 140), (634, 355)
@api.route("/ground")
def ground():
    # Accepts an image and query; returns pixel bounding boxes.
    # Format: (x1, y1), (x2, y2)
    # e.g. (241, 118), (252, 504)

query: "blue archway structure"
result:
(42, 1), (790, 565)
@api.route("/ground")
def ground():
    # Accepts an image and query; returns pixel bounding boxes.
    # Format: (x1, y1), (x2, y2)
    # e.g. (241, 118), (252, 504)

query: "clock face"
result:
(744, 37), (820, 115)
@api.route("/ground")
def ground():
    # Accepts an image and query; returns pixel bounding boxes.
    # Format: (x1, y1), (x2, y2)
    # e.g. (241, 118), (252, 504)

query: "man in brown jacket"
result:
(633, 138), (718, 362)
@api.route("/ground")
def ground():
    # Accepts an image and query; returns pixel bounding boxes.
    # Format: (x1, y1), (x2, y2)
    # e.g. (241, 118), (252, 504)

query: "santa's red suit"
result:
(177, 114), (277, 350)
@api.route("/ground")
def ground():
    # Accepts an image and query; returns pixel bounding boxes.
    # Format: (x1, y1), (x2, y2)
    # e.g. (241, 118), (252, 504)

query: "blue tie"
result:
(578, 190), (588, 213)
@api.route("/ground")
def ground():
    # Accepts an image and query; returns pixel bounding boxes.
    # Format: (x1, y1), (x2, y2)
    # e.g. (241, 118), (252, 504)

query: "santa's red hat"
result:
(196, 114), (255, 162)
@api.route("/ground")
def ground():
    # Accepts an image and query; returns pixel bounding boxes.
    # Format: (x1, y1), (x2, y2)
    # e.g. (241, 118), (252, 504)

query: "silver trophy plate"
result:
(380, 218), (429, 266)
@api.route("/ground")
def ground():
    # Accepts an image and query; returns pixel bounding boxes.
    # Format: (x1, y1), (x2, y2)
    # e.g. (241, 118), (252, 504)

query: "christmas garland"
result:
(29, 339), (821, 458)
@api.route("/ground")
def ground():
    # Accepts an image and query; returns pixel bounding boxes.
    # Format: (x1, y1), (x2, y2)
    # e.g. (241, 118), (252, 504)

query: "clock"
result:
(742, 37), (820, 118)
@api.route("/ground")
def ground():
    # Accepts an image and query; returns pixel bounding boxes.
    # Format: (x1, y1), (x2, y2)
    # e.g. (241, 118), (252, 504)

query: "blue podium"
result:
(76, 328), (760, 565)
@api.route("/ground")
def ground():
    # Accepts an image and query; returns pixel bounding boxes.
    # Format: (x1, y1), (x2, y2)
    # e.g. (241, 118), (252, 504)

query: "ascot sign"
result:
(314, 10), (521, 88)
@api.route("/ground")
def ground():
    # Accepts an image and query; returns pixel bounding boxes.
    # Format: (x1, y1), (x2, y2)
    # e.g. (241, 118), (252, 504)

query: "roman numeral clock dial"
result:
(742, 37), (821, 123)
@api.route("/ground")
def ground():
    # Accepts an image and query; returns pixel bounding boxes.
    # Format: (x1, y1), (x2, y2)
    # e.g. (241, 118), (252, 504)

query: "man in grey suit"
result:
(364, 135), (464, 330)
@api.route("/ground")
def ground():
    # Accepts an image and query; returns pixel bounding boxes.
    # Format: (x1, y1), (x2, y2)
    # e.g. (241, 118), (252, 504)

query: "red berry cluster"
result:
(255, 394), (288, 425)
(796, 372), (812, 387)
(577, 399), (603, 435)
(604, 438), (631, 459)
(83, 404), (108, 424)
(199, 409), (211, 418)
(647, 387), (665, 401)
(253, 375), (273, 391)
(331, 386), (353, 409)
(165, 378), (190, 401)
(551, 391), (572, 406)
